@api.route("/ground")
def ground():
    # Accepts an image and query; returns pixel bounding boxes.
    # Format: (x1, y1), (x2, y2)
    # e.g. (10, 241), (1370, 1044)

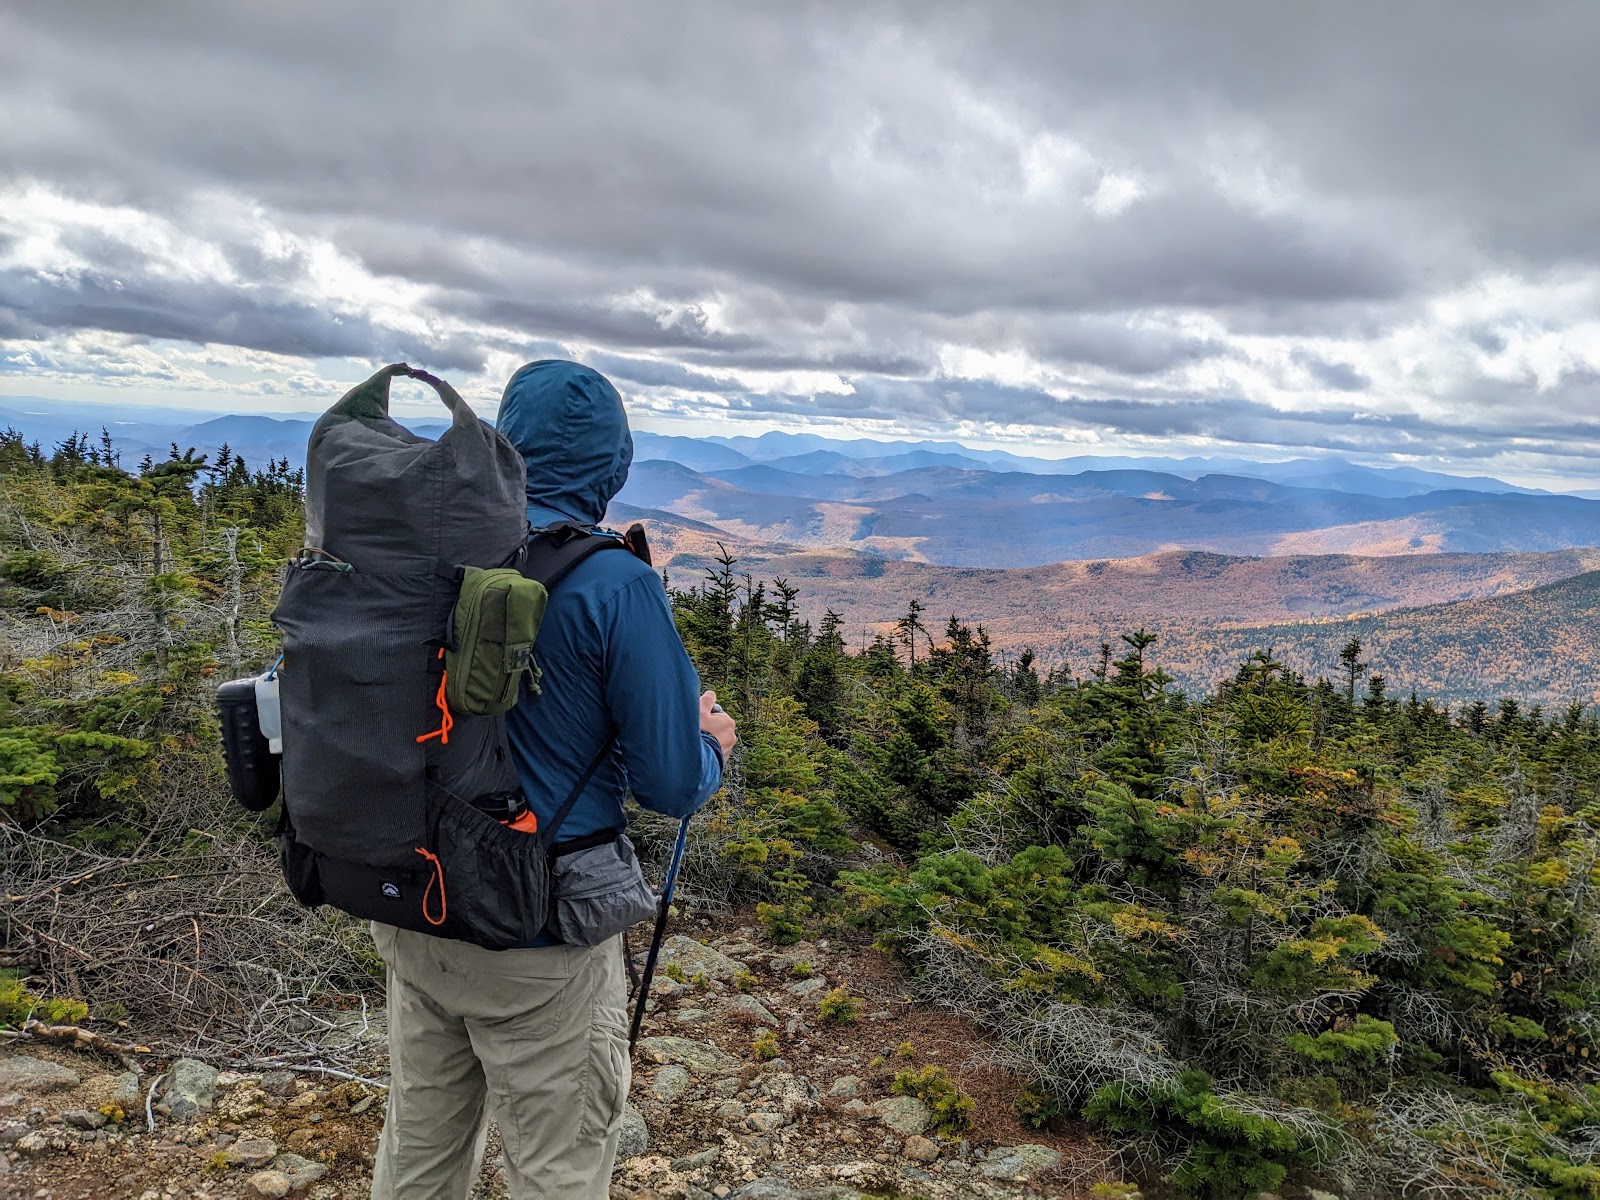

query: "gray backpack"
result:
(270, 364), (620, 948)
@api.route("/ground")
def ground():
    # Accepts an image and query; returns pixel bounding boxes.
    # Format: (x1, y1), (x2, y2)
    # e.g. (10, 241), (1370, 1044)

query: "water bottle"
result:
(217, 666), (283, 812)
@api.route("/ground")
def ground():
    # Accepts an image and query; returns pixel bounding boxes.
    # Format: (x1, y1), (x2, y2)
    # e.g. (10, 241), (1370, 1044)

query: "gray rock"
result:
(659, 934), (750, 983)
(674, 1145), (723, 1170)
(753, 1071), (817, 1118)
(675, 1007), (713, 1026)
(903, 1134), (939, 1163)
(165, 1058), (219, 1121)
(746, 1110), (788, 1132)
(635, 1036), (741, 1076)
(871, 1096), (932, 1136)
(651, 1065), (692, 1103)
(768, 943), (820, 972)
(723, 994), (780, 1026)
(109, 1071), (142, 1111)
(977, 1142), (1062, 1180)
(715, 1100), (747, 1121)
(257, 1070), (297, 1097)
(15, 1129), (59, 1155)
(617, 1101), (650, 1160)
(0, 1119), (28, 1145)
(826, 1075), (860, 1101)
(223, 1137), (278, 1168)
(245, 1169), (292, 1199)
(729, 1180), (863, 1200)
(0, 1056), (80, 1094)
(787, 976), (828, 998)
(267, 1151), (327, 1189)
(59, 1108), (107, 1130)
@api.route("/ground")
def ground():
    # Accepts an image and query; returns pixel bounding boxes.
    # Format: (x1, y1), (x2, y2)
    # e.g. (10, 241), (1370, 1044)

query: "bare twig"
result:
(145, 1070), (167, 1134)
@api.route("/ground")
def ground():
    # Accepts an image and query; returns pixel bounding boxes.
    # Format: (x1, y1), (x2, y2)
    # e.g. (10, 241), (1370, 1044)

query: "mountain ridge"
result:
(7, 399), (1597, 572)
(616, 459), (1600, 567)
(1152, 567), (1600, 705)
(0, 399), (1559, 496)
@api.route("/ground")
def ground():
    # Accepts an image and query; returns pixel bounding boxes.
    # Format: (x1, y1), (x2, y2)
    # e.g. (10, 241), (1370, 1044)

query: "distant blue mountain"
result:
(7, 393), (1596, 568)
(1243, 458), (1547, 498)
(690, 428), (1544, 499)
(631, 432), (753, 472)
(0, 396), (1545, 495)
(615, 458), (1600, 567)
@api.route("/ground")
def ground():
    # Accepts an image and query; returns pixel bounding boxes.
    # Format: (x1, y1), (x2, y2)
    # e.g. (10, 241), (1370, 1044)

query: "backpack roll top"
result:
(273, 364), (560, 948)
(302, 363), (527, 573)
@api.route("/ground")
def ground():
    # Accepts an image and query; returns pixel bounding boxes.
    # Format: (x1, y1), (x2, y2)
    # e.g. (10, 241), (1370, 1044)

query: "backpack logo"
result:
(380, 882), (401, 899)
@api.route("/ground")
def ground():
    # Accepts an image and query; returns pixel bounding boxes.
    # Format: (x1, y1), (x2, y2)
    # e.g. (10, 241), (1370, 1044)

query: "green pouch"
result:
(445, 567), (548, 716)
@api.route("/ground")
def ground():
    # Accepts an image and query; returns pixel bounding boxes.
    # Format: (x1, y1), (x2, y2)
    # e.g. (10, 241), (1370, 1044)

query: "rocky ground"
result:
(0, 914), (1348, 1200)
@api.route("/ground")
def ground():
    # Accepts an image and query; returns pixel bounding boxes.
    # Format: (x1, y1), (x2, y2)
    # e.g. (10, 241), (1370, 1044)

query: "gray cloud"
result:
(0, 265), (486, 374)
(581, 351), (744, 395)
(0, 4), (1472, 313)
(1292, 351), (1371, 393)
(689, 376), (1600, 469)
(1, 2), (1598, 479)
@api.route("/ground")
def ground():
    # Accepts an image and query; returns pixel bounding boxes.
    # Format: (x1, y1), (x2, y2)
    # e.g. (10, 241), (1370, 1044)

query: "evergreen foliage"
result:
(890, 1063), (975, 1136)
(5, 430), (1600, 1197)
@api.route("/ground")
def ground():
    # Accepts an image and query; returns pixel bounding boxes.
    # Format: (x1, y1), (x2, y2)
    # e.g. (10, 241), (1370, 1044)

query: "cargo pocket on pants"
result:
(580, 996), (630, 1144)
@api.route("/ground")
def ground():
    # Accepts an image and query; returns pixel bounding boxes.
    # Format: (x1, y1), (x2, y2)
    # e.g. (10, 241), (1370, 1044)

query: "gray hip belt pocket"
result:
(550, 833), (659, 947)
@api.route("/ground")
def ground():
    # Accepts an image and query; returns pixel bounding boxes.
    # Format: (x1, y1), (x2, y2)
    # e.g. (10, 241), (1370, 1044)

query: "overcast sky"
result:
(2, 2), (1598, 485)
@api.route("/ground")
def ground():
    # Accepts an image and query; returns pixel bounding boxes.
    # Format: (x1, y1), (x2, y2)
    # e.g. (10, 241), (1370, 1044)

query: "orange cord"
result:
(415, 847), (447, 926)
(416, 648), (453, 745)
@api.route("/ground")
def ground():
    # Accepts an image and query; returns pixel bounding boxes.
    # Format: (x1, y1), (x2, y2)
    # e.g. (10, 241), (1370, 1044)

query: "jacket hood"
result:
(496, 360), (632, 526)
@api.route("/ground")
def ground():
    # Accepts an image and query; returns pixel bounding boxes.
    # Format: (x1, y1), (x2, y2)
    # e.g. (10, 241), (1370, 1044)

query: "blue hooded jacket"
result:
(495, 360), (723, 859)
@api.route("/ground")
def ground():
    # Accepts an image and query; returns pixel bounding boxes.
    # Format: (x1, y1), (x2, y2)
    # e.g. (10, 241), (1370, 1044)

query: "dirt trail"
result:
(2, 913), (1110, 1200)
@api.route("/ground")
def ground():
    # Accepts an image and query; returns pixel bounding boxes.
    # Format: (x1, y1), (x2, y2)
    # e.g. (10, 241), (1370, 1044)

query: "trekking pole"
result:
(629, 814), (690, 1048)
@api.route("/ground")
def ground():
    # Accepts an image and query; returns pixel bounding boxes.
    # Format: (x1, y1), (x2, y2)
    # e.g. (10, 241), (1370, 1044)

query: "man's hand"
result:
(700, 690), (737, 761)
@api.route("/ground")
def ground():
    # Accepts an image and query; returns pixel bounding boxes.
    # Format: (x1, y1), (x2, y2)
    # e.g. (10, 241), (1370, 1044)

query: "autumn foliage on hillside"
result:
(667, 554), (1600, 1199)
(643, 531), (1600, 708)
(4, 433), (1599, 1199)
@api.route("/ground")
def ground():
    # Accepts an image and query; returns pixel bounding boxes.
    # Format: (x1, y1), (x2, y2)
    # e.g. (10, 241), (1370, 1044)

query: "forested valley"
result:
(3, 432), (1598, 1200)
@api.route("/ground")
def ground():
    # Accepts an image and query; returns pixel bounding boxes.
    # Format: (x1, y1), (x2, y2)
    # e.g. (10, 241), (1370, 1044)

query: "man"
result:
(371, 360), (736, 1199)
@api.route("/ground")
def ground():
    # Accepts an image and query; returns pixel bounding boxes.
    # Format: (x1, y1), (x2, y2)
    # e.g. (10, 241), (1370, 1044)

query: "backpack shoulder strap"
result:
(519, 522), (641, 849)
(521, 521), (653, 589)
(539, 734), (615, 849)
(520, 522), (628, 589)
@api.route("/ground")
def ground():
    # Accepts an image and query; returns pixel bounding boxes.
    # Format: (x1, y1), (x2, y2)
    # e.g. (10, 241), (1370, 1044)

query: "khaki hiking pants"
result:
(369, 923), (630, 1200)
